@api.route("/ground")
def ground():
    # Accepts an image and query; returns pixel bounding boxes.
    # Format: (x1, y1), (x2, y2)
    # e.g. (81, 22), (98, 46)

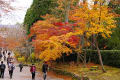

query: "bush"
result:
(27, 52), (36, 62)
(17, 56), (25, 62)
(86, 50), (120, 67)
(30, 52), (35, 59)
(14, 51), (21, 58)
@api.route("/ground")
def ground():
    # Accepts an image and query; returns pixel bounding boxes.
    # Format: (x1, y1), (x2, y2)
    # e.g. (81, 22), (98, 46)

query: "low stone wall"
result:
(50, 68), (89, 80)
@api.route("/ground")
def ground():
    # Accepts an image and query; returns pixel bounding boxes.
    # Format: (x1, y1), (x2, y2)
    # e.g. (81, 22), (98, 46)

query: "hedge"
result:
(86, 50), (120, 67)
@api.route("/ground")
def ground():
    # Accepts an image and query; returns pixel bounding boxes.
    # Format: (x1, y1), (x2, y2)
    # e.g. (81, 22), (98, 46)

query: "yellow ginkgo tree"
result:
(70, 0), (116, 72)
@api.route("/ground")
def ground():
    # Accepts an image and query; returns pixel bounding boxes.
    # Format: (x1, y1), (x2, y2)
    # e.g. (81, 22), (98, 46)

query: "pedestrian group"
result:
(0, 49), (15, 79)
(0, 48), (49, 80)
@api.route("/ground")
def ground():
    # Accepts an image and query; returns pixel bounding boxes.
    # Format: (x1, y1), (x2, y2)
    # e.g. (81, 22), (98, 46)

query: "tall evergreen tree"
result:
(24, 0), (56, 34)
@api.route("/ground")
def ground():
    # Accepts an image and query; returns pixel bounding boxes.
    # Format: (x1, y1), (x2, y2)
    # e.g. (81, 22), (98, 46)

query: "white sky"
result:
(0, 0), (33, 25)
(0, 0), (92, 25)
(0, 0), (110, 25)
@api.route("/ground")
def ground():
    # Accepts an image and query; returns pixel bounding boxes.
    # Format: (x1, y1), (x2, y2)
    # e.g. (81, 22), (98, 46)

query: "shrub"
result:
(30, 52), (35, 59)
(27, 52), (36, 62)
(86, 50), (120, 67)
(17, 56), (25, 62)
(14, 51), (21, 58)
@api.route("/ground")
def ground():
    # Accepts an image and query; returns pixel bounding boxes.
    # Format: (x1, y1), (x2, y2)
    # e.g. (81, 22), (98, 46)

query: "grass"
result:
(23, 61), (120, 80)
(52, 62), (120, 80)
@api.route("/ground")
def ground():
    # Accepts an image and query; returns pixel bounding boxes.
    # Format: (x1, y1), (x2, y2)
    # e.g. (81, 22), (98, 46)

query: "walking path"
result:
(0, 54), (64, 80)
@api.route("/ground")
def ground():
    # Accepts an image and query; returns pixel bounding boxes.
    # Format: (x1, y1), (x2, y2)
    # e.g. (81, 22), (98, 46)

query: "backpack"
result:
(0, 54), (2, 58)
(31, 66), (36, 72)
(1, 64), (5, 70)
(11, 65), (15, 70)
(19, 64), (23, 68)
(9, 64), (15, 71)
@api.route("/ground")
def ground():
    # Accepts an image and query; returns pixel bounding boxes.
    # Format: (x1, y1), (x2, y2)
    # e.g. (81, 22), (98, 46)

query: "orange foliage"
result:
(70, 2), (116, 38)
(29, 0), (116, 61)
(29, 21), (78, 61)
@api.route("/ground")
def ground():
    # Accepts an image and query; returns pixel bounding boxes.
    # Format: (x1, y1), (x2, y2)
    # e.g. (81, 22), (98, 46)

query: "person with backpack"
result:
(42, 61), (49, 80)
(8, 61), (15, 79)
(0, 61), (6, 78)
(19, 63), (23, 72)
(30, 64), (36, 80)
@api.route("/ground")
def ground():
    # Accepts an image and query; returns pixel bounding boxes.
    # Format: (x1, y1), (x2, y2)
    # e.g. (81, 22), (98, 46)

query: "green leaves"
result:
(24, 0), (56, 34)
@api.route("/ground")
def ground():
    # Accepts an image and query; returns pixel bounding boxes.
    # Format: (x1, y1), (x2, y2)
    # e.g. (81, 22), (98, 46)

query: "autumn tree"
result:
(104, 0), (120, 49)
(24, 0), (56, 34)
(0, 36), (5, 48)
(70, 0), (116, 72)
(29, 20), (78, 61)
(29, 0), (116, 73)
(4, 25), (27, 51)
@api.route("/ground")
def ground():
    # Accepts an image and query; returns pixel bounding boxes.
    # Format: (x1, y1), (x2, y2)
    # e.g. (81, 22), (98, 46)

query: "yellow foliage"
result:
(70, 2), (116, 38)
(29, 0), (116, 62)
(14, 51), (21, 58)
(42, 14), (61, 23)
(30, 52), (35, 59)
(38, 40), (72, 61)
(17, 56), (25, 62)
(31, 20), (56, 34)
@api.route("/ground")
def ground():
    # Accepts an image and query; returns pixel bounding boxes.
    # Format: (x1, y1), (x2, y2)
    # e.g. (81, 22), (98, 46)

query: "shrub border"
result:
(50, 67), (89, 80)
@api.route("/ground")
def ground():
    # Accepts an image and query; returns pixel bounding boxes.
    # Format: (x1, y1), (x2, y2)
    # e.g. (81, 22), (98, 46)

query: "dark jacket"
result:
(0, 64), (6, 71)
(42, 64), (48, 73)
(19, 63), (23, 68)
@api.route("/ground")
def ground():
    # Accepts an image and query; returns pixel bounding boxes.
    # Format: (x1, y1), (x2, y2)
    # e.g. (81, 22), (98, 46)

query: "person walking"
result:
(0, 61), (6, 78)
(0, 53), (2, 61)
(19, 63), (23, 72)
(8, 61), (15, 79)
(42, 61), (49, 80)
(7, 55), (12, 66)
(30, 64), (36, 80)
(3, 51), (6, 61)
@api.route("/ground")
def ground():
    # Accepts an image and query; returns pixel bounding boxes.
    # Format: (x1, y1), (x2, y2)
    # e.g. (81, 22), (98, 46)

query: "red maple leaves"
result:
(68, 35), (79, 46)
(30, 21), (80, 46)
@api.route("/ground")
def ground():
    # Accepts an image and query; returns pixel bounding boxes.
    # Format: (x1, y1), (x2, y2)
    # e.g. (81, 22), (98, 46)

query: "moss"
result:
(50, 68), (89, 80)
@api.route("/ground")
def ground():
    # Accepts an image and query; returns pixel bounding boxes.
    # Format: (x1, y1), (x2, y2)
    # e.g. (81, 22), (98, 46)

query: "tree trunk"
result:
(83, 47), (87, 67)
(64, 0), (70, 23)
(93, 0), (106, 73)
(81, 35), (87, 67)
(77, 52), (80, 65)
(62, 54), (65, 63)
(95, 38), (106, 72)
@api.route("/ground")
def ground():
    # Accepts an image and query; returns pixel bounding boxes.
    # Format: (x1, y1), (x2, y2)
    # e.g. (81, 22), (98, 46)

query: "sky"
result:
(0, 0), (91, 25)
(0, 0), (33, 25)
(0, 0), (110, 25)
